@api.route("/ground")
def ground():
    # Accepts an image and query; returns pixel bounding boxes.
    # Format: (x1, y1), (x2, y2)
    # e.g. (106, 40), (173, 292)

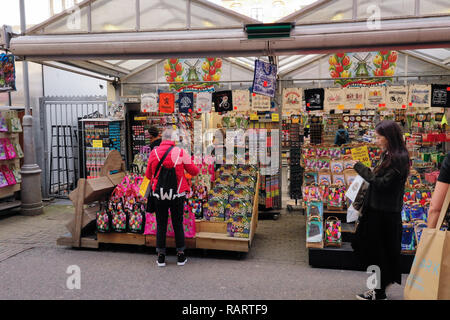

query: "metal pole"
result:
(19, 0), (43, 215)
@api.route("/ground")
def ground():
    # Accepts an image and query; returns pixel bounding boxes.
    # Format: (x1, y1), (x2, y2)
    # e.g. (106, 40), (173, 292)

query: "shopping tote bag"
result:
(404, 189), (450, 300)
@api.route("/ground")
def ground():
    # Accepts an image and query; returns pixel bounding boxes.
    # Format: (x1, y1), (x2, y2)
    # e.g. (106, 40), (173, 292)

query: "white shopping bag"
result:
(346, 203), (360, 223)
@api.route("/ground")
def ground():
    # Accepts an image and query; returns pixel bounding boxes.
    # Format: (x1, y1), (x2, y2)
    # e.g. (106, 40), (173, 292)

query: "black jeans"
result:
(155, 197), (186, 255)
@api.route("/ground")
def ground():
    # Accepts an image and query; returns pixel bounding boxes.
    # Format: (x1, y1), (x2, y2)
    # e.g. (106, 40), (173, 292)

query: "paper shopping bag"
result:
(404, 189), (450, 300)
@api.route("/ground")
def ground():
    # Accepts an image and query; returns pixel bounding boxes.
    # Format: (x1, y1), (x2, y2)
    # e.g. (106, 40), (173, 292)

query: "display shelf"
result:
(308, 241), (415, 273)
(58, 169), (260, 253)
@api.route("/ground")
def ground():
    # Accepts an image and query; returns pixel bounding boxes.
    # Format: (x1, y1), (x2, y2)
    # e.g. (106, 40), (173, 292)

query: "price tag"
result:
(351, 146), (371, 167)
(337, 104), (345, 110)
(250, 113), (259, 121)
(271, 113), (280, 122)
(292, 117), (299, 124)
(356, 104), (364, 109)
(134, 116), (147, 121)
(92, 140), (103, 148)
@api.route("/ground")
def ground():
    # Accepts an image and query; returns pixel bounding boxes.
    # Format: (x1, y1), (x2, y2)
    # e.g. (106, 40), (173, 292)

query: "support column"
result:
(19, 0), (43, 216)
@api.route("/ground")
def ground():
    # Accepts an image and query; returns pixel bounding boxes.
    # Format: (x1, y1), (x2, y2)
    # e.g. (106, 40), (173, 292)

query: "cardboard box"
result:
(69, 177), (115, 204)
(108, 172), (125, 186)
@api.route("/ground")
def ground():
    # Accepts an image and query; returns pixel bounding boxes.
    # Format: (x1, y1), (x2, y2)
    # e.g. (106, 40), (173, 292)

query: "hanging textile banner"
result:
(141, 93), (158, 113)
(304, 88), (325, 111)
(178, 92), (194, 113)
(0, 54), (16, 92)
(251, 93), (271, 112)
(107, 101), (125, 120)
(196, 92), (212, 113)
(324, 88), (346, 112)
(159, 93), (175, 113)
(365, 86), (386, 108)
(213, 90), (233, 113)
(282, 88), (303, 114)
(409, 84), (431, 110)
(344, 87), (365, 109)
(431, 84), (450, 108)
(386, 85), (408, 109)
(165, 58), (221, 92)
(232, 89), (250, 112)
(252, 60), (277, 98)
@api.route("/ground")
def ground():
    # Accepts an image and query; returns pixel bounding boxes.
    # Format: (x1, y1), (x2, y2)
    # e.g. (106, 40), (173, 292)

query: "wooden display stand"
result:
(58, 153), (260, 253)
(57, 150), (125, 248)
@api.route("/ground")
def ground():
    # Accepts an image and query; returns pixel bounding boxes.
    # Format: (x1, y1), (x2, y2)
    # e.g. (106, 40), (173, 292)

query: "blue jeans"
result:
(155, 197), (186, 254)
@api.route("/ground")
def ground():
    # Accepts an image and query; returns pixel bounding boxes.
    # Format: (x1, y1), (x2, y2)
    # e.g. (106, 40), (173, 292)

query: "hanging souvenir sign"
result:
(304, 88), (325, 111)
(232, 89), (250, 112)
(251, 93), (271, 112)
(196, 92), (212, 113)
(213, 91), (233, 113)
(329, 51), (398, 87)
(387, 86), (408, 109)
(165, 58), (220, 92)
(365, 86), (386, 109)
(252, 60), (277, 98)
(431, 84), (450, 108)
(344, 87), (365, 109)
(282, 88), (303, 114)
(159, 93), (175, 113)
(140, 93), (158, 113)
(0, 54), (16, 92)
(409, 84), (431, 110)
(178, 92), (194, 113)
(324, 88), (345, 111)
(107, 101), (125, 120)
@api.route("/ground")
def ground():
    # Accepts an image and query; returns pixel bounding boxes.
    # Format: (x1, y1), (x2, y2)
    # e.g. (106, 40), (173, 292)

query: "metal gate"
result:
(39, 96), (107, 198)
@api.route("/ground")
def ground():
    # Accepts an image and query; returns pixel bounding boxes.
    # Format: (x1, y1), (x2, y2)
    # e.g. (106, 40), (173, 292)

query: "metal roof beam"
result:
(10, 16), (450, 60)
(399, 50), (450, 71)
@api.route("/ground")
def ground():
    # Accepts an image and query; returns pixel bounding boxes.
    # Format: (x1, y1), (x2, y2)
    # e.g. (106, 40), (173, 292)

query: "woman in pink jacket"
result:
(145, 128), (199, 267)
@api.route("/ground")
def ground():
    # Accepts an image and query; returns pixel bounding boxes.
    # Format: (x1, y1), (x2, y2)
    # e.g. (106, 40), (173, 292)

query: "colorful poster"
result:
(409, 84), (431, 110)
(329, 51), (398, 87)
(324, 88), (345, 111)
(159, 93), (175, 113)
(365, 86), (386, 108)
(178, 92), (194, 113)
(282, 88), (303, 114)
(252, 60), (277, 98)
(304, 88), (325, 111)
(431, 84), (450, 108)
(141, 93), (158, 113)
(344, 87), (365, 109)
(251, 93), (271, 112)
(232, 89), (250, 112)
(387, 86), (408, 109)
(107, 101), (125, 120)
(213, 91), (233, 113)
(164, 58), (221, 92)
(0, 54), (15, 92)
(196, 92), (212, 113)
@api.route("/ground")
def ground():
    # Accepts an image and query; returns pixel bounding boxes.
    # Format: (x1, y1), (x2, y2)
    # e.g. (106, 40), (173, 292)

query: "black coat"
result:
(352, 154), (408, 288)
(354, 159), (407, 213)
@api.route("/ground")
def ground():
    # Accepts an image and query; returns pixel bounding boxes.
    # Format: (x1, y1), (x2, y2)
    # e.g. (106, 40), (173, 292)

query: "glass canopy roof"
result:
(16, 0), (450, 81)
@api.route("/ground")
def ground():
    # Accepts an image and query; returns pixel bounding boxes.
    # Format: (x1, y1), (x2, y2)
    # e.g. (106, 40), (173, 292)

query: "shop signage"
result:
(92, 140), (103, 148)
(159, 93), (175, 113)
(329, 51), (398, 87)
(165, 58), (222, 92)
(351, 146), (371, 167)
(271, 113), (279, 122)
(252, 59), (277, 98)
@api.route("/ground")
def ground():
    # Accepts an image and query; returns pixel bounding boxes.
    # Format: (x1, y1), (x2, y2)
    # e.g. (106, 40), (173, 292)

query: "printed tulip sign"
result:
(164, 58), (222, 92)
(329, 51), (398, 87)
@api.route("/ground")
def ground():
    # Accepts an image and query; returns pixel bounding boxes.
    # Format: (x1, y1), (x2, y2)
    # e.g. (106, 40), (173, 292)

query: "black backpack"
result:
(153, 146), (180, 201)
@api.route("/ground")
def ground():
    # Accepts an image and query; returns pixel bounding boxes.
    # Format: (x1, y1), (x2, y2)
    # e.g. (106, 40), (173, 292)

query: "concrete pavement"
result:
(0, 200), (408, 300)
